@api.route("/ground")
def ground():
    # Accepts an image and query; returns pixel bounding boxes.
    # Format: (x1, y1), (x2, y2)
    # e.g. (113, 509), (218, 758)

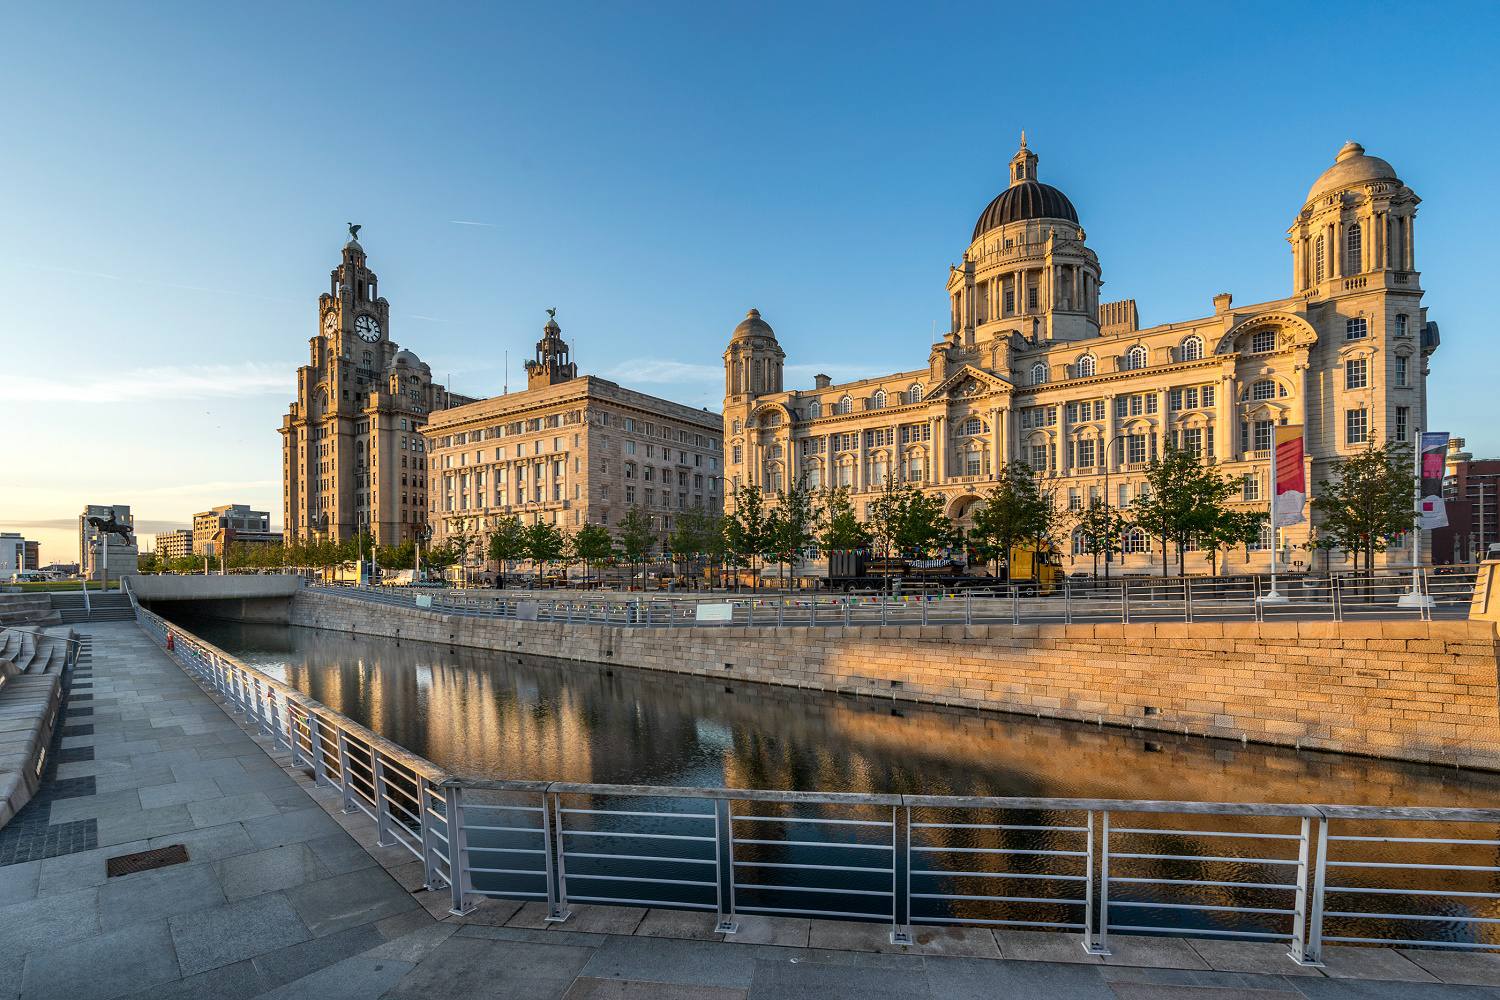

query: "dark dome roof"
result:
(972, 181), (1078, 240)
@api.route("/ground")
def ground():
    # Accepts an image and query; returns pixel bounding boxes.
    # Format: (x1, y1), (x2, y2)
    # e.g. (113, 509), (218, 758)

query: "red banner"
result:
(1273, 425), (1305, 527)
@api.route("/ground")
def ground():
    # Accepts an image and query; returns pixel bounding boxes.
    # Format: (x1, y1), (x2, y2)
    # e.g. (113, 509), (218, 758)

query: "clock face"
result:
(355, 315), (381, 342)
(322, 312), (338, 336)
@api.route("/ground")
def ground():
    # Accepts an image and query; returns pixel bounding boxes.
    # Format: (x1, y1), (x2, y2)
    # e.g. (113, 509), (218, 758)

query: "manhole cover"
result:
(106, 844), (190, 877)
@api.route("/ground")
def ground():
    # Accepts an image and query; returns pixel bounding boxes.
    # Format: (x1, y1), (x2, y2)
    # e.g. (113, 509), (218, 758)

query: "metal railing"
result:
(309, 566), (1478, 629)
(127, 601), (1500, 965)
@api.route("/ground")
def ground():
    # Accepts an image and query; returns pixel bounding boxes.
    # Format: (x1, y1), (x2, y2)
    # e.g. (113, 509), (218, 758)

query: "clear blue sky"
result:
(4, 2), (1496, 563)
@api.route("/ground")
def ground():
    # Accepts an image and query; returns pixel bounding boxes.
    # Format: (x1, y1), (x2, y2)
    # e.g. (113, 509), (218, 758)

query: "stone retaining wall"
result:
(291, 589), (1500, 769)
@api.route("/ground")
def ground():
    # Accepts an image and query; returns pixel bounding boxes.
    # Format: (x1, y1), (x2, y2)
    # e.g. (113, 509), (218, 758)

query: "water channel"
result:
(179, 617), (1500, 946)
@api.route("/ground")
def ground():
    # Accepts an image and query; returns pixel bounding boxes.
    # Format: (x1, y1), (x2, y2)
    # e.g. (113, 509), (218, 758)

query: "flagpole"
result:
(1259, 428), (1286, 604)
(1399, 428), (1434, 608)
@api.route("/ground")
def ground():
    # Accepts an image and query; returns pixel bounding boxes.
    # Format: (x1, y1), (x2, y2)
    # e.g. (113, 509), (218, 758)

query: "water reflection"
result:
(183, 618), (1500, 945)
(187, 618), (1500, 807)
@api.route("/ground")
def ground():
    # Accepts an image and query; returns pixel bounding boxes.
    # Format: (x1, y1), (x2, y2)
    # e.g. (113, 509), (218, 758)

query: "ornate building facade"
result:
(423, 313), (722, 566)
(724, 139), (1437, 573)
(279, 234), (473, 545)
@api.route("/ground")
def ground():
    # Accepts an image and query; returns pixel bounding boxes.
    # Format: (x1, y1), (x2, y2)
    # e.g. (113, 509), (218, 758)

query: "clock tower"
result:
(279, 228), (471, 547)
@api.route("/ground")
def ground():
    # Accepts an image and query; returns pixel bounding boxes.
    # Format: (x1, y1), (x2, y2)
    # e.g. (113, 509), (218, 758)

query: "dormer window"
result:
(1123, 345), (1147, 371)
(1179, 336), (1203, 362)
(1030, 363), (1048, 386)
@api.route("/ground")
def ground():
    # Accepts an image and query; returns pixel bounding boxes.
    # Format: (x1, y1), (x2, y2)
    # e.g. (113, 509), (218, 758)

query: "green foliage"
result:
(723, 485), (771, 574)
(1200, 508), (1268, 576)
(1311, 441), (1414, 572)
(815, 487), (869, 556)
(968, 461), (1051, 572)
(617, 507), (657, 568)
(572, 523), (614, 579)
(1130, 444), (1239, 576)
(765, 481), (819, 584)
(522, 520), (567, 565)
(487, 515), (527, 567)
(866, 481), (952, 561)
(1071, 500), (1127, 576)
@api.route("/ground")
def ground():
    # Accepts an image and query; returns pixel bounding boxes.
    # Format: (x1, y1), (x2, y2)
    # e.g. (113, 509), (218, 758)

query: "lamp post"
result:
(1099, 432), (1133, 580)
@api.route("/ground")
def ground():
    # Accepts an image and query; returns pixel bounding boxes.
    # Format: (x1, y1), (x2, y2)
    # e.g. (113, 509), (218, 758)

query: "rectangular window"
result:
(1202, 385), (1215, 407)
(1345, 358), (1367, 390)
(1180, 427), (1203, 458)
(1395, 355), (1409, 387)
(1027, 286), (1038, 310)
(1395, 314), (1408, 338)
(1076, 438), (1096, 467)
(1396, 405), (1409, 442)
(1251, 330), (1276, 353)
(1345, 317), (1368, 341)
(1345, 407), (1369, 446)
(1254, 419), (1274, 453)
(1127, 435), (1147, 464)
(1169, 388), (1183, 411)
(1068, 488), (1081, 511)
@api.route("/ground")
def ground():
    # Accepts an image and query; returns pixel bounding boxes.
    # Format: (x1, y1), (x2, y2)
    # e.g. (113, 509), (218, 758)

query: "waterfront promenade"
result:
(3, 623), (1500, 998)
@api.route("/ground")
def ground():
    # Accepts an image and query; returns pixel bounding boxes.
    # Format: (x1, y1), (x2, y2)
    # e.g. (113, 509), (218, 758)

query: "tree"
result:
(668, 509), (716, 581)
(866, 482), (953, 589)
(815, 487), (870, 579)
(723, 485), (772, 588)
(522, 520), (567, 573)
(487, 515), (526, 586)
(1311, 441), (1413, 573)
(1071, 500), (1126, 578)
(1130, 445), (1238, 576)
(1201, 509), (1268, 577)
(138, 551), (161, 574)
(445, 516), (481, 585)
(617, 507), (657, 585)
(572, 523), (613, 585)
(968, 461), (1049, 578)
(765, 481), (819, 588)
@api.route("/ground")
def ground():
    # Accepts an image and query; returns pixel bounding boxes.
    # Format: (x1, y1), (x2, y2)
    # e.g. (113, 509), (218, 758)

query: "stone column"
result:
(1058, 400), (1071, 475)
(989, 407), (1002, 476)
(1105, 394), (1118, 472)
(1216, 370), (1235, 463)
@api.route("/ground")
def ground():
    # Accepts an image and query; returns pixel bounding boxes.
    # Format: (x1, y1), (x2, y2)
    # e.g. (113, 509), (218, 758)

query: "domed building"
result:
(723, 138), (1436, 574)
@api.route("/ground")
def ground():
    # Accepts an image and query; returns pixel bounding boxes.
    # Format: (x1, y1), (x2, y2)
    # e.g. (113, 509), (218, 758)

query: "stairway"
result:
(49, 591), (135, 623)
(0, 625), (79, 675)
(0, 593), (61, 626)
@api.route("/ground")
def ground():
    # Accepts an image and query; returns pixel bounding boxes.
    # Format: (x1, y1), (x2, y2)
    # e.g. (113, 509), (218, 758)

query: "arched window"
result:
(870, 389), (886, 410)
(1124, 526), (1148, 554)
(808, 400), (821, 419)
(732, 419), (743, 434)
(761, 411), (782, 427)
(958, 416), (984, 436)
(1030, 363), (1048, 386)
(1123, 345), (1147, 371)
(1314, 235), (1326, 281)
(836, 395), (852, 415)
(1179, 336), (1203, 362)
(1251, 379), (1277, 401)
(907, 383), (924, 404)
(1075, 354), (1097, 378)
(1346, 222), (1362, 274)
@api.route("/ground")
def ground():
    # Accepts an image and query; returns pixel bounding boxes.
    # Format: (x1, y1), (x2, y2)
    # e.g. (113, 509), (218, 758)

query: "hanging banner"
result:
(1273, 425), (1306, 527)
(1418, 431), (1450, 529)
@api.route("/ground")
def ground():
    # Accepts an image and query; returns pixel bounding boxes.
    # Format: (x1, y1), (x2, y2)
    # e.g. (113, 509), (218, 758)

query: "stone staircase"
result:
(0, 593), (61, 627)
(49, 591), (135, 623)
(0, 624), (79, 676)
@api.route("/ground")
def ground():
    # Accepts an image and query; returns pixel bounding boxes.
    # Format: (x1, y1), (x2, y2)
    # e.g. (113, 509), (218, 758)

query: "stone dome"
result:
(972, 181), (1079, 240)
(390, 349), (427, 372)
(1306, 141), (1398, 202)
(730, 308), (776, 342)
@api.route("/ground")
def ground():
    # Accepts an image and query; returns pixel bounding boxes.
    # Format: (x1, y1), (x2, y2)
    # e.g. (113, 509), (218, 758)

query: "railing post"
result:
(1121, 580), (1130, 624)
(287, 704), (304, 768)
(1332, 574), (1342, 622)
(308, 716), (328, 786)
(447, 784), (476, 915)
(1011, 585), (1020, 625)
(1253, 574), (1265, 622)
(890, 804), (913, 945)
(1289, 814), (1325, 966)
(1184, 577), (1194, 624)
(371, 752), (395, 847)
(545, 790), (571, 923)
(419, 779), (448, 890)
(1064, 583), (1073, 624)
(1304, 814), (1329, 966)
(713, 797), (738, 934)
(965, 590), (973, 626)
(777, 599), (785, 627)
(1097, 810), (1113, 955)
(335, 730), (357, 814)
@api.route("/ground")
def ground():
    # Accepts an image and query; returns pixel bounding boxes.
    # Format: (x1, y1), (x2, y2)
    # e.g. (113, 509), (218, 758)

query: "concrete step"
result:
(47, 592), (134, 622)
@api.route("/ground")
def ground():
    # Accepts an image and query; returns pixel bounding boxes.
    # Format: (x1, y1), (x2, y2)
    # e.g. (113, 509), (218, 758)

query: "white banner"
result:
(695, 602), (734, 623)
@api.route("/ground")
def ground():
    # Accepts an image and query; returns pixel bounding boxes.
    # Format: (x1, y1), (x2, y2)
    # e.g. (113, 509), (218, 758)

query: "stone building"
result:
(155, 529), (194, 563)
(279, 233), (474, 546)
(724, 139), (1437, 574)
(192, 504), (281, 556)
(1436, 438), (1500, 564)
(423, 313), (722, 568)
(79, 504), (138, 581)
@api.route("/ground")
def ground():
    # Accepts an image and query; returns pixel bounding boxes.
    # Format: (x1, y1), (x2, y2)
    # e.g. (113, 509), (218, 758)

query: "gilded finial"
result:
(1019, 130), (1027, 149)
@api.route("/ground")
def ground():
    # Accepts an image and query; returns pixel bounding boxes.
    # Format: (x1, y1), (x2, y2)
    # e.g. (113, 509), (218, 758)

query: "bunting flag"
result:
(1273, 425), (1306, 527)
(1418, 431), (1450, 529)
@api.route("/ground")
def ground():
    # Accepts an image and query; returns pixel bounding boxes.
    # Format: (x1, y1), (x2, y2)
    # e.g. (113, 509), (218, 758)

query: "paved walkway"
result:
(1, 622), (1498, 999)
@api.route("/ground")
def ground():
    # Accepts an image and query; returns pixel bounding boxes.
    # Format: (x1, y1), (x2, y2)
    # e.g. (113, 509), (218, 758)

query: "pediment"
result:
(925, 365), (1013, 401)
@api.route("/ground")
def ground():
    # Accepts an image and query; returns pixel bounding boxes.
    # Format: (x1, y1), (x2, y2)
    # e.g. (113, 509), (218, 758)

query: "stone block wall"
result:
(290, 589), (1500, 769)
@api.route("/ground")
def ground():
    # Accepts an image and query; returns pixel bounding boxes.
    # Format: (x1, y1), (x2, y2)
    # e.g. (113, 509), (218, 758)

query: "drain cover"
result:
(106, 844), (190, 877)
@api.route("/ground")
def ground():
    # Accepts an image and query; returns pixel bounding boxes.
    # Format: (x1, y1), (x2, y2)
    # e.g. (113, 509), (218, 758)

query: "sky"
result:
(3, 1), (1497, 565)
